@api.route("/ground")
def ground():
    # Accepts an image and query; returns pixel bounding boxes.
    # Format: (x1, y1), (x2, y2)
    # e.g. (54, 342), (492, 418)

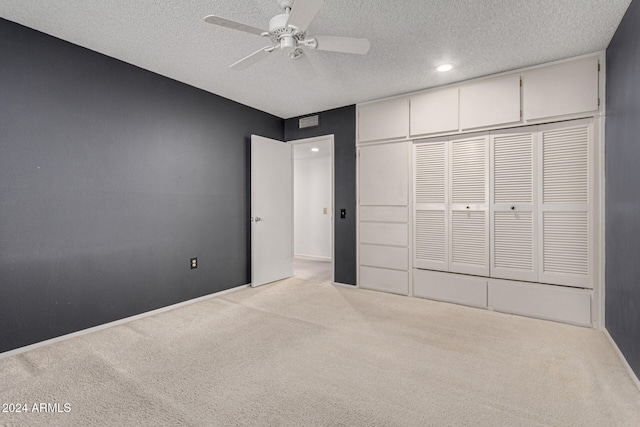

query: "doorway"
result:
(291, 135), (334, 283)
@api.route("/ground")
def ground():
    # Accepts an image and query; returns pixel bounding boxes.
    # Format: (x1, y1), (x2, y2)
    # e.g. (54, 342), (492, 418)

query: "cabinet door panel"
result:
(360, 245), (409, 270)
(410, 88), (459, 136)
(460, 75), (521, 130)
(523, 57), (599, 121)
(360, 222), (408, 247)
(359, 206), (408, 222)
(358, 98), (409, 142)
(414, 269), (488, 308)
(360, 266), (408, 295)
(359, 142), (409, 206)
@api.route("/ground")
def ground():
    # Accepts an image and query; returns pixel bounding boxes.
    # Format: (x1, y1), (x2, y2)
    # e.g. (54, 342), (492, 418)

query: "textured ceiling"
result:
(0, 0), (632, 119)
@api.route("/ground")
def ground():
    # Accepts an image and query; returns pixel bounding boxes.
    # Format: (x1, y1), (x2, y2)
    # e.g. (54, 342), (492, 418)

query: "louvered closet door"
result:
(490, 127), (538, 282)
(414, 139), (448, 271)
(449, 133), (490, 276)
(538, 119), (593, 288)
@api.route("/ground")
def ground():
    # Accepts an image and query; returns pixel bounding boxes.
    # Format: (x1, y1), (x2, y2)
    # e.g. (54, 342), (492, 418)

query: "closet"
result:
(357, 54), (602, 327)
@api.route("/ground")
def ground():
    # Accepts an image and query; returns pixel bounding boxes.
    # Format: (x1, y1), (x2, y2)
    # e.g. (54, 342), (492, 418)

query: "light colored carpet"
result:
(293, 257), (332, 282)
(1, 274), (640, 426)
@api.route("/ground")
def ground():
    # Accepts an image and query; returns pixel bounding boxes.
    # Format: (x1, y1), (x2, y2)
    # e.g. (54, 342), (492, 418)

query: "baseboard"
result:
(294, 254), (332, 262)
(333, 282), (356, 288)
(604, 329), (640, 393)
(0, 283), (249, 361)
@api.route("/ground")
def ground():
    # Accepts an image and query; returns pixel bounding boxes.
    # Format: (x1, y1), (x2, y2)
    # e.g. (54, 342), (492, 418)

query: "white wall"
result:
(294, 154), (331, 259)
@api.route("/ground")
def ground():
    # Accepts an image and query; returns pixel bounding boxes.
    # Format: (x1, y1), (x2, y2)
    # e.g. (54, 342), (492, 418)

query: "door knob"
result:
(254, 217), (262, 222)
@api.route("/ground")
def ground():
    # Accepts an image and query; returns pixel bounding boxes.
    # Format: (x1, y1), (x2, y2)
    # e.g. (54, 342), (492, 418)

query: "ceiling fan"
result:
(204, 0), (370, 74)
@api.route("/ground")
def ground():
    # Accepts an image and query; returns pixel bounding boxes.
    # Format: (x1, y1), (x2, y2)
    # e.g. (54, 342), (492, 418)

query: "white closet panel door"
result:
(490, 128), (538, 282)
(523, 57), (599, 121)
(459, 75), (521, 130)
(449, 133), (489, 276)
(414, 140), (448, 270)
(538, 120), (592, 288)
(410, 88), (459, 136)
(358, 98), (409, 142)
(359, 142), (409, 206)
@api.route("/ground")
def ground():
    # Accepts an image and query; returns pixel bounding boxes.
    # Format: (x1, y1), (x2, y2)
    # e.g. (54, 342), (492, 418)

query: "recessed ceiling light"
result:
(437, 64), (453, 72)
(311, 147), (320, 152)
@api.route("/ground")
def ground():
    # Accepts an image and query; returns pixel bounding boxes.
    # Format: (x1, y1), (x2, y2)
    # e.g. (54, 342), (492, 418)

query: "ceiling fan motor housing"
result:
(269, 13), (302, 51)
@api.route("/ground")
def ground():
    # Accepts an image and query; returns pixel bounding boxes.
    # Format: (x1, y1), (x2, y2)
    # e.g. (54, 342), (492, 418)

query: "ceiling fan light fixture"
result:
(437, 64), (453, 72)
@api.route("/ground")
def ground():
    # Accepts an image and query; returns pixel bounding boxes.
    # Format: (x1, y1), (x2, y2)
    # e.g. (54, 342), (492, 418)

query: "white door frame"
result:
(289, 134), (335, 284)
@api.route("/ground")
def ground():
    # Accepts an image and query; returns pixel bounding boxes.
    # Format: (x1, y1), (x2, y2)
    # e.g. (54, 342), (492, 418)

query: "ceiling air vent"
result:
(299, 115), (319, 129)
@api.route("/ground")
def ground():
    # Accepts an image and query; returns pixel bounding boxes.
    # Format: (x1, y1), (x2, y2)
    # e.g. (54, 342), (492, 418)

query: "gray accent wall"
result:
(0, 18), (283, 353)
(284, 107), (357, 285)
(605, 0), (640, 379)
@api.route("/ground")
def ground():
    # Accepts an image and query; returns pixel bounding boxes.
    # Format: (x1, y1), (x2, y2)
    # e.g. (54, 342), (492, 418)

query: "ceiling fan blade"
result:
(204, 15), (266, 36)
(285, 0), (324, 32)
(309, 36), (371, 55)
(292, 51), (317, 80)
(229, 46), (277, 71)
(312, 35), (370, 55)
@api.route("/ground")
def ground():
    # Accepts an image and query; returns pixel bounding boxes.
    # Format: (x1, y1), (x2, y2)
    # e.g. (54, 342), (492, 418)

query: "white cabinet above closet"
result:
(410, 88), (459, 136)
(523, 57), (599, 121)
(459, 75), (521, 130)
(358, 97), (409, 143)
(357, 54), (602, 143)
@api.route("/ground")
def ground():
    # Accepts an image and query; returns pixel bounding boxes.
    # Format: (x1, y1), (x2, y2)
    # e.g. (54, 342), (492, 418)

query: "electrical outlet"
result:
(190, 257), (197, 269)
(323, 207), (327, 215)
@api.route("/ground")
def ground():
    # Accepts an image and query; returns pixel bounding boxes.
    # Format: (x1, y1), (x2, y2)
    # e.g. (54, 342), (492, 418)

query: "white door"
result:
(490, 127), (538, 282)
(251, 135), (293, 287)
(537, 120), (593, 288)
(449, 132), (490, 276)
(414, 138), (448, 271)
